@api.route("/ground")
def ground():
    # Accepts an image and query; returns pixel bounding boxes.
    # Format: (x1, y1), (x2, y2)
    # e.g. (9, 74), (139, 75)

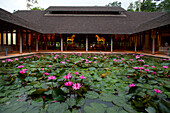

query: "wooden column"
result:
(135, 35), (137, 53)
(31, 31), (33, 47)
(26, 30), (28, 50)
(36, 33), (38, 52)
(152, 30), (155, 55)
(54, 34), (56, 50)
(61, 34), (63, 52)
(86, 35), (88, 52)
(11, 31), (13, 48)
(19, 30), (22, 54)
(1, 31), (3, 46)
(111, 35), (113, 52)
(140, 33), (142, 50)
(6, 31), (8, 46)
(45, 34), (47, 50)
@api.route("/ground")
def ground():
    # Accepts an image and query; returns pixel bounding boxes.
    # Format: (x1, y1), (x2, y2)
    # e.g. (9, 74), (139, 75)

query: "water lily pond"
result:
(0, 53), (169, 113)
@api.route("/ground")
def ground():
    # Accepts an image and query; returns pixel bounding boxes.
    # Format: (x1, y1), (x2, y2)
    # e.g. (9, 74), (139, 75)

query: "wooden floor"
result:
(0, 50), (170, 60)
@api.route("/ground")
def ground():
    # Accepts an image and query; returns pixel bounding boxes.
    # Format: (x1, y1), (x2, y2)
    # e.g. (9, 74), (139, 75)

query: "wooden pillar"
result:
(152, 30), (155, 55)
(19, 30), (22, 54)
(86, 35), (88, 52)
(36, 33), (38, 52)
(111, 35), (113, 52)
(26, 30), (28, 50)
(11, 31), (13, 51)
(135, 35), (137, 53)
(1, 31), (3, 46)
(45, 34), (47, 50)
(61, 34), (63, 52)
(54, 34), (56, 50)
(31, 31), (33, 47)
(6, 31), (8, 46)
(139, 33), (141, 50)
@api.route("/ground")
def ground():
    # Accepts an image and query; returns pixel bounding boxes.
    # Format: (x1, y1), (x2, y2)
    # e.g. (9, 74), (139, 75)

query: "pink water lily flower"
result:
(129, 59), (134, 61)
(15, 58), (19, 60)
(2, 60), (5, 63)
(153, 71), (156, 74)
(138, 60), (144, 62)
(17, 65), (24, 68)
(64, 81), (73, 86)
(79, 75), (86, 79)
(20, 61), (23, 63)
(154, 89), (162, 93)
(44, 72), (49, 76)
(67, 73), (71, 76)
(63, 75), (72, 79)
(138, 67), (144, 70)
(19, 71), (25, 74)
(152, 66), (156, 68)
(163, 66), (168, 69)
(22, 69), (27, 71)
(94, 61), (97, 63)
(143, 65), (149, 67)
(75, 72), (79, 75)
(129, 83), (136, 88)
(41, 68), (44, 70)
(19, 70), (26, 74)
(48, 76), (56, 80)
(133, 67), (138, 69)
(144, 69), (150, 72)
(126, 76), (129, 78)
(136, 55), (140, 59)
(54, 57), (57, 59)
(48, 65), (52, 68)
(72, 83), (81, 90)
(93, 57), (97, 59)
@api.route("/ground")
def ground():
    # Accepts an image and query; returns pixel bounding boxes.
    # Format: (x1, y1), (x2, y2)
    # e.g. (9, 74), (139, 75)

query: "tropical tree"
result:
(26, 0), (38, 9)
(106, 1), (122, 7)
(127, 3), (134, 11)
(30, 7), (44, 11)
(141, 0), (157, 12)
(157, 0), (170, 12)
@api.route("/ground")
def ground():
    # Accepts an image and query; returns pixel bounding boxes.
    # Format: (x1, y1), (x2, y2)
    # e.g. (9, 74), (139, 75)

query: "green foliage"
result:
(30, 7), (44, 11)
(141, 0), (157, 12)
(127, 0), (170, 12)
(84, 103), (106, 113)
(157, 0), (170, 12)
(106, 1), (121, 7)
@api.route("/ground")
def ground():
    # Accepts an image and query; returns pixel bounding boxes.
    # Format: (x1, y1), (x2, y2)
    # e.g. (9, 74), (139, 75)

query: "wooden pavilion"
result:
(0, 6), (170, 54)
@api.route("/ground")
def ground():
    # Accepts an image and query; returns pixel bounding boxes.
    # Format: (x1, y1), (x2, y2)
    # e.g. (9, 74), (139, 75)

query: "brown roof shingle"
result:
(137, 13), (170, 32)
(0, 8), (41, 32)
